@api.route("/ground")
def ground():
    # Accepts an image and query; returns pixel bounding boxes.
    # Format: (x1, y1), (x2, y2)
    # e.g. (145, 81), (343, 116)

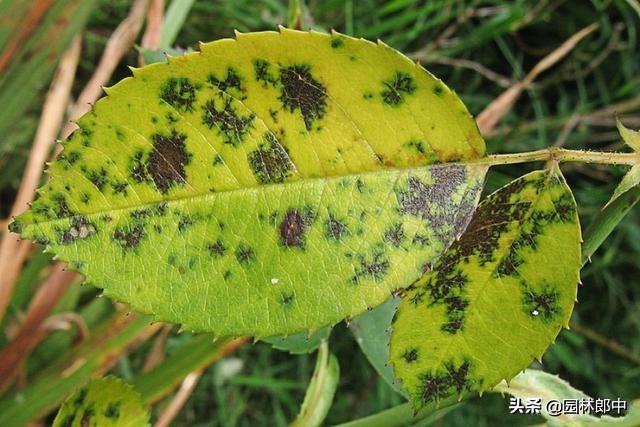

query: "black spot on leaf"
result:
(208, 67), (244, 94)
(381, 72), (416, 106)
(248, 132), (294, 184)
(279, 208), (315, 249)
(160, 77), (201, 112)
(208, 240), (226, 257)
(325, 214), (349, 241)
(417, 361), (472, 404)
(202, 98), (255, 146)
(383, 223), (405, 247)
(402, 348), (419, 363)
(113, 224), (145, 250)
(235, 243), (255, 265)
(279, 64), (328, 131)
(147, 130), (191, 193)
(253, 59), (278, 86)
(523, 285), (560, 321)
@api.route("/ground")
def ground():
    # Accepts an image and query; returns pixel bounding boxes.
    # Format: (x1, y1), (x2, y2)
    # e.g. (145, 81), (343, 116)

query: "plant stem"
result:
(475, 148), (640, 167)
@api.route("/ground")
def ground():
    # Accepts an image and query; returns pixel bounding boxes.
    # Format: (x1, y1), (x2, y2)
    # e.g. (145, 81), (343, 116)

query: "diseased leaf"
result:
(11, 29), (486, 337)
(53, 376), (149, 427)
(389, 170), (581, 411)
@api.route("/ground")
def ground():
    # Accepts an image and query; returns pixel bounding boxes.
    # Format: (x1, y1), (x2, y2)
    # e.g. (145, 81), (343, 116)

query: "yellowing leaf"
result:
(389, 170), (581, 411)
(11, 29), (486, 337)
(53, 376), (149, 427)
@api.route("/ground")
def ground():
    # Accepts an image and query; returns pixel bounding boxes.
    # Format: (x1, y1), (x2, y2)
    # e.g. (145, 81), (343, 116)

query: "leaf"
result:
(494, 369), (640, 426)
(53, 376), (149, 427)
(11, 28), (487, 338)
(389, 169), (581, 411)
(349, 296), (406, 397)
(606, 164), (640, 208)
(263, 326), (331, 354)
(616, 118), (640, 152)
(290, 341), (339, 427)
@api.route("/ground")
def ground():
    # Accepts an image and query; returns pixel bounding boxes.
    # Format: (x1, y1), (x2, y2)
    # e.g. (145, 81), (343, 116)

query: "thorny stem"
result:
(473, 148), (640, 167)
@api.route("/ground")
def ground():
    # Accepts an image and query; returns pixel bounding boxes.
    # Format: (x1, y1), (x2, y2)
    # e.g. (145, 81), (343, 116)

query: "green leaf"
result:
(12, 28), (486, 338)
(349, 296), (406, 397)
(606, 164), (640, 207)
(390, 169), (581, 411)
(263, 326), (331, 354)
(616, 118), (640, 152)
(291, 340), (339, 427)
(53, 376), (149, 427)
(494, 369), (640, 426)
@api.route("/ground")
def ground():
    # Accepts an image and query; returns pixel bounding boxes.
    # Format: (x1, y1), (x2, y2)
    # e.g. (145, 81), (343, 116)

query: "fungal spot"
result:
(61, 216), (96, 244)
(111, 181), (128, 196)
(253, 59), (277, 86)
(433, 84), (444, 96)
(177, 216), (193, 232)
(279, 64), (328, 131)
(52, 193), (75, 218)
(352, 248), (390, 283)
(383, 223), (405, 247)
(86, 168), (109, 191)
(207, 240), (226, 257)
(235, 243), (255, 265)
(363, 91), (373, 100)
(331, 38), (344, 48)
(160, 77), (201, 112)
(147, 130), (191, 193)
(416, 361), (471, 404)
(523, 286), (560, 321)
(104, 401), (120, 419)
(280, 292), (294, 305)
(63, 151), (81, 165)
(381, 71), (416, 106)
(129, 150), (148, 183)
(113, 224), (145, 250)
(247, 132), (294, 184)
(325, 214), (349, 241)
(223, 270), (233, 280)
(212, 154), (223, 166)
(207, 67), (244, 95)
(279, 208), (315, 249)
(402, 348), (419, 363)
(202, 98), (255, 146)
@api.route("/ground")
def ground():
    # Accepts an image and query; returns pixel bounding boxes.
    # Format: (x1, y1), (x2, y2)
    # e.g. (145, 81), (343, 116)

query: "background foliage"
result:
(0, 0), (639, 426)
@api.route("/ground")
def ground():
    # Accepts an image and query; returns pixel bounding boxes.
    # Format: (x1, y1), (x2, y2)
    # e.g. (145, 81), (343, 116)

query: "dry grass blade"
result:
(154, 371), (204, 427)
(477, 22), (599, 136)
(60, 0), (149, 140)
(0, 35), (82, 323)
(0, 264), (77, 391)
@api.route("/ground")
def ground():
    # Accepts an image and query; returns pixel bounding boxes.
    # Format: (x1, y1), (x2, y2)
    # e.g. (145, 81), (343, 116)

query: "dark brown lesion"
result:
(85, 167), (109, 192)
(201, 98), (255, 146)
(351, 246), (390, 284)
(207, 240), (226, 257)
(325, 214), (349, 241)
(113, 223), (145, 250)
(146, 130), (191, 194)
(247, 132), (294, 184)
(416, 360), (472, 405)
(522, 283), (561, 321)
(383, 223), (405, 247)
(381, 72), (417, 106)
(160, 77), (201, 113)
(235, 243), (255, 265)
(402, 348), (419, 363)
(278, 64), (328, 131)
(207, 67), (245, 97)
(279, 207), (316, 249)
(253, 59), (278, 86)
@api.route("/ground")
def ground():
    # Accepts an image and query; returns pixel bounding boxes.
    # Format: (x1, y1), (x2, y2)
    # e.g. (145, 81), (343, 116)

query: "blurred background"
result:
(0, 0), (639, 425)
